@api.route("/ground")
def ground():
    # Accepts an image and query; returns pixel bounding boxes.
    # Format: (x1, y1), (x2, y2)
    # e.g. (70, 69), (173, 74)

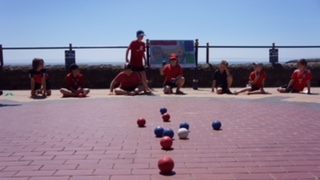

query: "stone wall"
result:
(0, 63), (319, 90)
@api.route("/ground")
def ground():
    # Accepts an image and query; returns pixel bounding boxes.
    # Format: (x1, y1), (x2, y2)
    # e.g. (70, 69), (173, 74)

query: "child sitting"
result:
(234, 63), (267, 95)
(277, 59), (312, 94)
(60, 64), (90, 97)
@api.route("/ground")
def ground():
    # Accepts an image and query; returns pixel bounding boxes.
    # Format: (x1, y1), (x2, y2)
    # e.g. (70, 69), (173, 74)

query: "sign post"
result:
(65, 43), (75, 70)
(269, 43), (279, 64)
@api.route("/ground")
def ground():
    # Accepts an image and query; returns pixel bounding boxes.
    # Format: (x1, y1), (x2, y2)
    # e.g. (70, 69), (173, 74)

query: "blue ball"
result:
(160, 107), (167, 115)
(154, 126), (164, 137)
(163, 128), (174, 138)
(179, 122), (190, 130)
(212, 121), (222, 130)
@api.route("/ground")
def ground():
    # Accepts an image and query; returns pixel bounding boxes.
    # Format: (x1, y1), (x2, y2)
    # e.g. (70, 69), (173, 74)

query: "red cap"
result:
(169, 53), (178, 61)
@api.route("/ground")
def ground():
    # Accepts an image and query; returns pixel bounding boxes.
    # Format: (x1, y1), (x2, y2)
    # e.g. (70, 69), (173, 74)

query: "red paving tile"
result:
(0, 96), (320, 179)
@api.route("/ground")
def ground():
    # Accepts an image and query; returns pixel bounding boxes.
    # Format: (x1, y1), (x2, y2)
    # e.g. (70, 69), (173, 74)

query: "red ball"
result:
(137, 118), (146, 127)
(158, 156), (174, 174)
(162, 113), (170, 122)
(160, 136), (173, 149)
(78, 93), (85, 97)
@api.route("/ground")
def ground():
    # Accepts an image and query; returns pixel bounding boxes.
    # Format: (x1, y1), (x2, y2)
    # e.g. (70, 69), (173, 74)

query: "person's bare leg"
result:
(60, 88), (77, 97)
(114, 88), (135, 96)
(234, 87), (252, 95)
(247, 89), (265, 95)
(227, 75), (233, 89)
(83, 88), (90, 95)
(139, 71), (150, 92)
(216, 87), (223, 94)
(134, 84), (145, 95)
(175, 77), (185, 93)
(277, 87), (287, 93)
(163, 85), (172, 94)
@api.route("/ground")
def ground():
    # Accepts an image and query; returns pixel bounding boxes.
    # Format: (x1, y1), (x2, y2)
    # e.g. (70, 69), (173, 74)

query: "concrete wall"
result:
(0, 63), (319, 90)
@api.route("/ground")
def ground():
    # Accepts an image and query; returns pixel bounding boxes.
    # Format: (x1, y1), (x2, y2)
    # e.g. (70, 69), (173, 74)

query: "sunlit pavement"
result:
(0, 88), (320, 180)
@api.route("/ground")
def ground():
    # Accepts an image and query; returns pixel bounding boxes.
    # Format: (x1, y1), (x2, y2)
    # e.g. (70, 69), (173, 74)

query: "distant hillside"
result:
(286, 58), (320, 63)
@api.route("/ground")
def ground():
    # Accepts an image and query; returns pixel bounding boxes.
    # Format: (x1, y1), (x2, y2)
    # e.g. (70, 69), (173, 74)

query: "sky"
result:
(0, 0), (320, 65)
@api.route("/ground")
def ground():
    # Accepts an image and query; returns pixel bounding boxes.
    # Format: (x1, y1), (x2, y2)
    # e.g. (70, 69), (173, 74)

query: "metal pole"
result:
(206, 42), (209, 64)
(0, 44), (3, 67)
(146, 39), (152, 88)
(193, 39), (199, 90)
(69, 43), (72, 51)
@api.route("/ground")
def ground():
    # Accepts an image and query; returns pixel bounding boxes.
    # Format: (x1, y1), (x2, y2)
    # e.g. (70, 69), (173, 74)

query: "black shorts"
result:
(216, 84), (229, 94)
(121, 87), (137, 91)
(164, 82), (176, 88)
(35, 80), (51, 90)
(280, 84), (299, 93)
(249, 85), (260, 91)
(131, 66), (145, 72)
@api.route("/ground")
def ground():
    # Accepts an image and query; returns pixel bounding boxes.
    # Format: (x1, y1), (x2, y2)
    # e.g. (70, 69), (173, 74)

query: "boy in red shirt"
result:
(109, 63), (144, 96)
(60, 64), (90, 97)
(234, 63), (267, 95)
(125, 30), (150, 93)
(277, 59), (312, 94)
(160, 53), (185, 94)
(29, 58), (51, 98)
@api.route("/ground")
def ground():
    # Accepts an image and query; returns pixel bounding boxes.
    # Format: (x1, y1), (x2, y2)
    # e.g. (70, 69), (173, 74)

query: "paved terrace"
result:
(0, 88), (320, 180)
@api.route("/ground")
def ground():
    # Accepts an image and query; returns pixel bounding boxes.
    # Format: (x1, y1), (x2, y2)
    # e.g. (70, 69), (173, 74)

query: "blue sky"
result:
(0, 0), (319, 64)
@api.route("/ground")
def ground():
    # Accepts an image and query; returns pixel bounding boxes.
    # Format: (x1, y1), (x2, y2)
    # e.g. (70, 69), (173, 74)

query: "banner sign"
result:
(149, 40), (196, 68)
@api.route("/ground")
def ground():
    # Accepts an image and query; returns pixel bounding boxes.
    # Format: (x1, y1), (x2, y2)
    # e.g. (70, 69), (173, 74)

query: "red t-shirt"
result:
(129, 40), (145, 67)
(115, 72), (141, 89)
(163, 64), (183, 84)
(29, 69), (49, 84)
(291, 69), (312, 91)
(66, 73), (84, 90)
(249, 71), (267, 88)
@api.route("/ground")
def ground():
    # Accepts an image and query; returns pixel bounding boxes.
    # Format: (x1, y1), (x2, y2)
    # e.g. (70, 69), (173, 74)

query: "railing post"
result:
(0, 44), (3, 67)
(193, 39), (199, 90)
(146, 39), (152, 88)
(206, 42), (209, 64)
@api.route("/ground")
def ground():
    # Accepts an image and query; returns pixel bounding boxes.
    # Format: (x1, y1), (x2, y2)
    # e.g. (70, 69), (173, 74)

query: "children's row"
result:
(28, 57), (313, 98)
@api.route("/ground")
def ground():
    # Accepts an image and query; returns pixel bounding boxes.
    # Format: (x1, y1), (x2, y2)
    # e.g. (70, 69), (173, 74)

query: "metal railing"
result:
(1, 41), (320, 67)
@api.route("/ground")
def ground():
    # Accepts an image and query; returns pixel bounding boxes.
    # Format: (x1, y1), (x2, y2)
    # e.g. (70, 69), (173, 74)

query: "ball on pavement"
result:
(154, 126), (164, 137)
(212, 120), (222, 130)
(160, 136), (173, 149)
(179, 122), (190, 130)
(177, 128), (189, 139)
(137, 118), (146, 127)
(160, 107), (167, 115)
(163, 128), (174, 138)
(158, 156), (174, 174)
(162, 113), (170, 122)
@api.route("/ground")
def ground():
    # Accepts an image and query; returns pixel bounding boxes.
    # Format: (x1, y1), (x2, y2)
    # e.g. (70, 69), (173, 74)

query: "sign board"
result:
(149, 40), (196, 68)
(65, 50), (75, 70)
(269, 48), (279, 63)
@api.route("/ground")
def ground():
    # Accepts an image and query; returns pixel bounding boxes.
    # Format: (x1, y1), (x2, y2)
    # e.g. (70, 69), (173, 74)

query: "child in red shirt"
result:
(29, 58), (51, 98)
(277, 59), (312, 94)
(109, 63), (144, 96)
(60, 64), (90, 97)
(160, 53), (185, 94)
(125, 30), (150, 93)
(234, 63), (267, 95)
